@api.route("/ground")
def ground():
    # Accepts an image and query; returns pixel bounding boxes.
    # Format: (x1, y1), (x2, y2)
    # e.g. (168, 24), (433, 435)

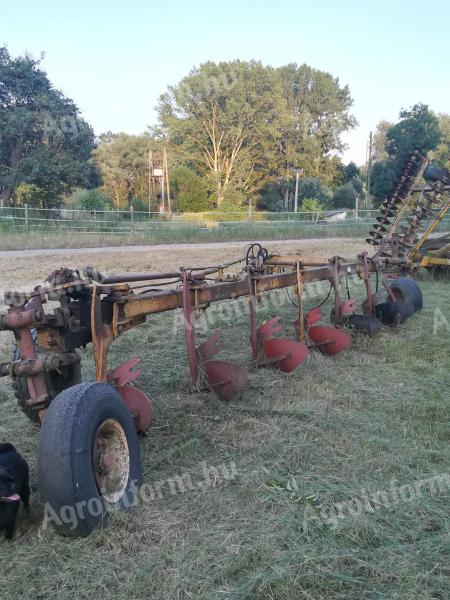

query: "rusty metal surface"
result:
(91, 288), (114, 382)
(204, 360), (248, 402)
(262, 338), (309, 373)
(197, 331), (224, 362)
(0, 352), (79, 378)
(0, 242), (413, 417)
(118, 385), (153, 433)
(119, 261), (374, 322)
(308, 325), (352, 355)
(182, 272), (198, 385)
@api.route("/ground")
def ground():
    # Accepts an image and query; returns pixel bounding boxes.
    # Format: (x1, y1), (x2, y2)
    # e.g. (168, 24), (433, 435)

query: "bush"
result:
(301, 198), (323, 212)
(297, 178), (331, 207)
(217, 188), (247, 211)
(130, 197), (147, 213)
(256, 184), (283, 211)
(331, 182), (358, 209)
(15, 183), (63, 209)
(71, 188), (112, 210)
(170, 167), (210, 212)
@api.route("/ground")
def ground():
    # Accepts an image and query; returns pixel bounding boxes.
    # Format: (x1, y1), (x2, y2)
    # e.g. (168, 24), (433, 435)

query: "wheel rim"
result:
(93, 419), (130, 503)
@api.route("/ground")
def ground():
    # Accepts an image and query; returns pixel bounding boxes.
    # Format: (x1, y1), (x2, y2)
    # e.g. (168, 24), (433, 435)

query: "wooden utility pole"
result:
(366, 131), (373, 209)
(148, 150), (153, 216)
(163, 146), (171, 214)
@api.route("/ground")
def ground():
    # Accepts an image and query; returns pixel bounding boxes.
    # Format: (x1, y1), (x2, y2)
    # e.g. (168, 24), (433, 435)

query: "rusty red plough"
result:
(1, 156), (433, 535)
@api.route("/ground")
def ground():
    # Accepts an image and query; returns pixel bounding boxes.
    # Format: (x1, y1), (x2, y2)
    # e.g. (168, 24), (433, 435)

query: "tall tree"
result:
(386, 103), (440, 162)
(372, 120), (392, 162)
(433, 114), (450, 167)
(275, 63), (356, 206)
(371, 104), (441, 202)
(93, 133), (157, 208)
(0, 47), (96, 207)
(156, 60), (282, 207)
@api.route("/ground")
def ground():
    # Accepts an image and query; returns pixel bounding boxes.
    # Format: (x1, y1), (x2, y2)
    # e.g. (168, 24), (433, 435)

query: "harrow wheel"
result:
(11, 329), (81, 423)
(38, 382), (141, 537)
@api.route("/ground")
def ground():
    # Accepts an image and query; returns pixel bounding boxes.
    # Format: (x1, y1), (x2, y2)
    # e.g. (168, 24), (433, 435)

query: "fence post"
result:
(130, 206), (134, 234)
(248, 197), (253, 222)
(25, 203), (29, 231)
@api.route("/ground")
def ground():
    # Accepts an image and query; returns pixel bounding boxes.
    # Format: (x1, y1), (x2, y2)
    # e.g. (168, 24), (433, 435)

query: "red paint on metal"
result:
(204, 360), (248, 402)
(257, 316), (283, 341)
(182, 272), (198, 384)
(308, 326), (352, 355)
(10, 306), (48, 409)
(360, 252), (374, 316)
(197, 331), (224, 362)
(263, 338), (309, 373)
(305, 307), (323, 328)
(119, 384), (153, 433)
(107, 357), (142, 387)
(247, 274), (258, 359)
(340, 298), (357, 316)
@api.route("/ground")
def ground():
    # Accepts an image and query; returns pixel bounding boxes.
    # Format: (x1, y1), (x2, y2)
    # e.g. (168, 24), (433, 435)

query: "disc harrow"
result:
(367, 150), (426, 248)
(368, 154), (450, 269)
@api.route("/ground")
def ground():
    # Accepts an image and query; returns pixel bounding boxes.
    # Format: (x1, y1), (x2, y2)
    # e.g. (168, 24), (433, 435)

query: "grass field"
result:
(0, 239), (449, 599)
(0, 222), (373, 250)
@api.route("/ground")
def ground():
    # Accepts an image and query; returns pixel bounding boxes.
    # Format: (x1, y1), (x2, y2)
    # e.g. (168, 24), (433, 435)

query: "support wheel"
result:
(389, 277), (423, 311)
(38, 382), (141, 536)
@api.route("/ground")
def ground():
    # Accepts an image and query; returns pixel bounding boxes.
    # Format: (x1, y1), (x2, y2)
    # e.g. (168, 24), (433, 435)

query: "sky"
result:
(1, 0), (449, 165)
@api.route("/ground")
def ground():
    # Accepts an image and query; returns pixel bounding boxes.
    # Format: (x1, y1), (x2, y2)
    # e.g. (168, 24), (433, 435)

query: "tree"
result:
(275, 63), (356, 205)
(330, 182), (357, 209)
(433, 114), (450, 167)
(370, 104), (441, 202)
(71, 188), (112, 210)
(372, 120), (392, 162)
(386, 103), (440, 161)
(156, 60), (282, 207)
(170, 166), (210, 212)
(93, 134), (157, 208)
(0, 47), (96, 207)
(296, 177), (331, 207)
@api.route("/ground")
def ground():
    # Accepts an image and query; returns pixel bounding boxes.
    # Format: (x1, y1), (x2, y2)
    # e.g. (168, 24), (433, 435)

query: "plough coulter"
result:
(2, 154), (444, 537)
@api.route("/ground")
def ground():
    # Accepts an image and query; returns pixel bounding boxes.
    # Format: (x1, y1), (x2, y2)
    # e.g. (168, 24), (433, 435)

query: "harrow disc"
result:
(308, 325), (352, 355)
(205, 360), (248, 402)
(263, 338), (309, 373)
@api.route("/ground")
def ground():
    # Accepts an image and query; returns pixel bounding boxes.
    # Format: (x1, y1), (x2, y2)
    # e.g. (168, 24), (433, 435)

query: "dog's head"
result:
(0, 467), (20, 503)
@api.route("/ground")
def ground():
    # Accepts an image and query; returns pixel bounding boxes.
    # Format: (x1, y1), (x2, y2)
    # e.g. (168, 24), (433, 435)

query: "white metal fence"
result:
(0, 205), (448, 235)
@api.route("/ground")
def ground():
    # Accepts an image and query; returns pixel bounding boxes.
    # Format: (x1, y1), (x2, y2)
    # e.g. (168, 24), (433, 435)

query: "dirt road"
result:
(0, 237), (361, 258)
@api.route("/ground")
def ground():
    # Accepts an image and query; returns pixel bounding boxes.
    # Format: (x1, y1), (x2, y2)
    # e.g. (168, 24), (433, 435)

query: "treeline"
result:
(1, 47), (449, 214)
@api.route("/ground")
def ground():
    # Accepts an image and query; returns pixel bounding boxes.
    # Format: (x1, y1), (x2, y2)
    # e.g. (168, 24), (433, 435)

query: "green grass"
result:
(0, 222), (372, 250)
(0, 273), (449, 599)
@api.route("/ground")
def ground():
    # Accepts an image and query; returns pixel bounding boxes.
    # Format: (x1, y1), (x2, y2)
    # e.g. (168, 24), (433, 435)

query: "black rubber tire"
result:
(38, 382), (141, 537)
(389, 277), (423, 311)
(11, 329), (81, 423)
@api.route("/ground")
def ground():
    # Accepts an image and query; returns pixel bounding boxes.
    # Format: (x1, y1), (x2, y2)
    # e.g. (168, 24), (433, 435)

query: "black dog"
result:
(0, 443), (30, 540)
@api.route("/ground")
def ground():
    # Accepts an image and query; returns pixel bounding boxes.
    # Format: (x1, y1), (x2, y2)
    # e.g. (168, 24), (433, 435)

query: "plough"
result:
(2, 154), (441, 537)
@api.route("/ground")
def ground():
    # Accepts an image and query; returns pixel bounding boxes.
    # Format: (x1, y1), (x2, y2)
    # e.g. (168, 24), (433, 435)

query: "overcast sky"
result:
(2, 0), (449, 165)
